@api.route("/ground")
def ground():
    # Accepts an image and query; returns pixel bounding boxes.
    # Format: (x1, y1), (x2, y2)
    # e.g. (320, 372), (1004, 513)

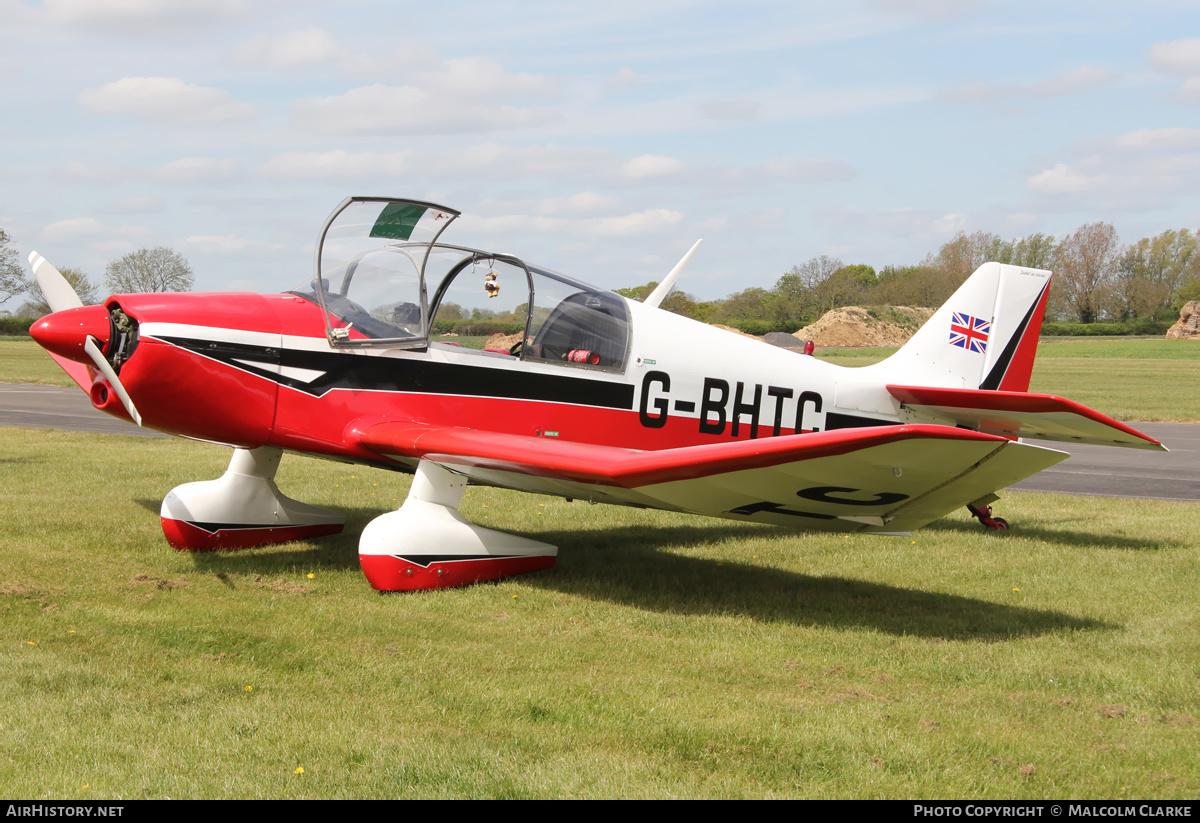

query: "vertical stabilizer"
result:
(870, 263), (1051, 392)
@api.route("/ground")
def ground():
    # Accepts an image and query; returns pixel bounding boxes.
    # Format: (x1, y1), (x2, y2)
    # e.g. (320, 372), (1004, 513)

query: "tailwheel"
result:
(967, 498), (1009, 531)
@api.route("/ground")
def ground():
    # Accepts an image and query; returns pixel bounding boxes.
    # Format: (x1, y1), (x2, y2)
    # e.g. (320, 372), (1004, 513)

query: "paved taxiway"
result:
(0, 383), (1195, 502)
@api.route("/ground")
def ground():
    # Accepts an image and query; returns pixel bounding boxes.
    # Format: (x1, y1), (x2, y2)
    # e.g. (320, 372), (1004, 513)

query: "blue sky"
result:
(2, 0), (1198, 300)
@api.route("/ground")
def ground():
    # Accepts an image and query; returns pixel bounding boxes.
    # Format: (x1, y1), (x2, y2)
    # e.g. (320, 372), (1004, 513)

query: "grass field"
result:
(0, 430), (1196, 799)
(1, 335), (1197, 798)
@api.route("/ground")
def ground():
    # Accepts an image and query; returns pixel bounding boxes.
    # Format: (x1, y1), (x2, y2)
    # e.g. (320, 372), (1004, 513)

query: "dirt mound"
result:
(485, 332), (523, 350)
(709, 323), (759, 339)
(1166, 300), (1199, 340)
(794, 306), (934, 348)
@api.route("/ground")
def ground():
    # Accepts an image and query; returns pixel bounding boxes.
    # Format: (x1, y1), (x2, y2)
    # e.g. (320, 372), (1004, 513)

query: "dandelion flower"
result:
(307, 573), (315, 579)
(245, 685), (253, 692)
(294, 767), (305, 775)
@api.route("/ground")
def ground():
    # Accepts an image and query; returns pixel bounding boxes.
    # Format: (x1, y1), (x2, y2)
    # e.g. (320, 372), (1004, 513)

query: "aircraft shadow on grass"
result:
(921, 518), (1182, 551)
(145, 499), (1116, 641)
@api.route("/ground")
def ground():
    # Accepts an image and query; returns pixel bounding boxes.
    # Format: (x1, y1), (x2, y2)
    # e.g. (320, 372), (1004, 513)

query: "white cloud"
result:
(740, 159), (856, 184)
(56, 162), (136, 183)
(102, 196), (164, 214)
(431, 143), (613, 178)
(79, 77), (255, 125)
(234, 27), (340, 70)
(938, 66), (1117, 104)
(412, 57), (559, 100)
(1026, 163), (1109, 196)
(1174, 78), (1200, 107)
(933, 213), (967, 234)
(621, 154), (686, 181)
(42, 217), (106, 242)
(1112, 127), (1200, 152)
(257, 150), (413, 181)
(1027, 66), (1117, 97)
(183, 234), (279, 254)
(1147, 38), (1200, 77)
(534, 191), (622, 216)
(155, 157), (241, 185)
(293, 83), (559, 136)
(461, 208), (683, 239)
(609, 67), (643, 90)
(865, 0), (984, 20)
(816, 206), (968, 239)
(699, 98), (761, 121)
(45, 0), (246, 36)
(588, 209), (683, 237)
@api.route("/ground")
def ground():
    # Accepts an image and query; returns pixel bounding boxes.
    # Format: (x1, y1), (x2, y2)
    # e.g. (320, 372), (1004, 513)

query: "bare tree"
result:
(19, 267), (101, 316)
(926, 231), (1001, 282)
(0, 229), (31, 308)
(1053, 222), (1120, 323)
(105, 247), (194, 293)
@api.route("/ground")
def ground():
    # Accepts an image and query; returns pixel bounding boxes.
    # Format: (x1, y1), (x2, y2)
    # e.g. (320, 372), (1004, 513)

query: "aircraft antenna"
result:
(643, 239), (702, 309)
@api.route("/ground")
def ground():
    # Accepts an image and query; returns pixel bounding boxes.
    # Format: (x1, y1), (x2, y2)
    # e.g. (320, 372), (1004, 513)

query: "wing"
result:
(349, 421), (1069, 533)
(887, 385), (1166, 451)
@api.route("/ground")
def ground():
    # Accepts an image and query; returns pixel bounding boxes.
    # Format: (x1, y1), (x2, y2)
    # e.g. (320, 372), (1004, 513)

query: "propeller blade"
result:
(83, 336), (142, 427)
(29, 251), (84, 312)
(644, 239), (702, 310)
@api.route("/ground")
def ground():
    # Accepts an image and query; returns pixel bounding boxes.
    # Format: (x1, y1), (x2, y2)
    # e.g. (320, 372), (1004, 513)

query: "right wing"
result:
(349, 421), (1069, 533)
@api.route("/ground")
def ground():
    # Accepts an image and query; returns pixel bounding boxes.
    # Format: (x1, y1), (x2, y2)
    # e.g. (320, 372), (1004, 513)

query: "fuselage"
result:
(34, 288), (902, 479)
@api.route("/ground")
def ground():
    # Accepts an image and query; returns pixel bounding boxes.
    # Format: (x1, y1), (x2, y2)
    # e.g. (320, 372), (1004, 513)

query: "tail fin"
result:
(877, 262), (1051, 392)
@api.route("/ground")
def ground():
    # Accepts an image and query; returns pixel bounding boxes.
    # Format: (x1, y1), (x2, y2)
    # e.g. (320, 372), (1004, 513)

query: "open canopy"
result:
(300, 196), (631, 372)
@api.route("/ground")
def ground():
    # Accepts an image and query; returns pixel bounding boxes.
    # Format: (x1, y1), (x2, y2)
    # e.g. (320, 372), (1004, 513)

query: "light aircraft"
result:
(28, 196), (1166, 592)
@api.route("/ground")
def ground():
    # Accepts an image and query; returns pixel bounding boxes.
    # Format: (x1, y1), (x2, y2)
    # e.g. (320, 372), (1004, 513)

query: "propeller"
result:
(83, 335), (142, 427)
(28, 251), (84, 312)
(28, 250), (143, 426)
(643, 239), (703, 310)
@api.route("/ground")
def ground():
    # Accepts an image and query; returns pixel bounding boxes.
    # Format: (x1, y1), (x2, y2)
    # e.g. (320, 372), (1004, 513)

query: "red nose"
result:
(29, 305), (111, 364)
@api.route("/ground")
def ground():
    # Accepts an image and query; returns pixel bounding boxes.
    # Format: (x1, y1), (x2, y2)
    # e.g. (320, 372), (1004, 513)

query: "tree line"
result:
(0, 231), (194, 317)
(618, 223), (1200, 333)
(4, 221), (1198, 333)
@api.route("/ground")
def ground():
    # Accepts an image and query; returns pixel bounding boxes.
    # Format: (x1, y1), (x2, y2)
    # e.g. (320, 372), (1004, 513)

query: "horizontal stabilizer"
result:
(887, 385), (1166, 451)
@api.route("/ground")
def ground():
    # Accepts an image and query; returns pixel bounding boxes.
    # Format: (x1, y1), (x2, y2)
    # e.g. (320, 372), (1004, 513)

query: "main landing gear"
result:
(358, 459), (557, 592)
(160, 446), (345, 550)
(966, 495), (1009, 531)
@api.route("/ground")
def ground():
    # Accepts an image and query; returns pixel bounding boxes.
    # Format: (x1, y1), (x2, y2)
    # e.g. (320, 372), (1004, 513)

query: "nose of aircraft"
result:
(29, 305), (111, 364)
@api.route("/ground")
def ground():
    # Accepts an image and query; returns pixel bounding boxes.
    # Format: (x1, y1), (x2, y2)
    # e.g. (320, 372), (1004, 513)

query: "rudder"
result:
(872, 262), (1051, 392)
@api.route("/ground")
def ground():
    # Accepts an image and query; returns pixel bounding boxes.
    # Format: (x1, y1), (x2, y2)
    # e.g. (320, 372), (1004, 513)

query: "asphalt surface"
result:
(0, 383), (1195, 501)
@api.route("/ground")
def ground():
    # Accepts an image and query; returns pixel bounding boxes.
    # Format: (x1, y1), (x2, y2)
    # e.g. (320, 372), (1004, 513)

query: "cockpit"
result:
(290, 197), (630, 372)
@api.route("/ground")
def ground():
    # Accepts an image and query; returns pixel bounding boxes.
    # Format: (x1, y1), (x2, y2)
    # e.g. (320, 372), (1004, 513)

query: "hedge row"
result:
(431, 319), (525, 336)
(0, 316), (35, 336)
(1040, 319), (1173, 336)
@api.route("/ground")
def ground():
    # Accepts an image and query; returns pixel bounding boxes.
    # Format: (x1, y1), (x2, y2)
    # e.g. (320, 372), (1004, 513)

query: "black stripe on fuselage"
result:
(157, 336), (636, 410)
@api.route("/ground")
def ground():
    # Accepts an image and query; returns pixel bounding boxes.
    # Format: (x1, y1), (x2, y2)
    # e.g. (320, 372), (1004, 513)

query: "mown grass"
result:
(1, 428), (1197, 799)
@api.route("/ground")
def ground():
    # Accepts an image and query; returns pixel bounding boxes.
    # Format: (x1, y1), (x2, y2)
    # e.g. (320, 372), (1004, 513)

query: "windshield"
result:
(310, 197), (459, 346)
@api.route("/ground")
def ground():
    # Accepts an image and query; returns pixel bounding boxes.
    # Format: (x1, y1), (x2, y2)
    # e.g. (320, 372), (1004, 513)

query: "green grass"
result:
(0, 336), (78, 388)
(0, 428), (1197, 798)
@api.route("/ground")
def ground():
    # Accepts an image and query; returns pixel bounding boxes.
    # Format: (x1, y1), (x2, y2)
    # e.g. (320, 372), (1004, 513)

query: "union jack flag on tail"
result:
(949, 312), (990, 353)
